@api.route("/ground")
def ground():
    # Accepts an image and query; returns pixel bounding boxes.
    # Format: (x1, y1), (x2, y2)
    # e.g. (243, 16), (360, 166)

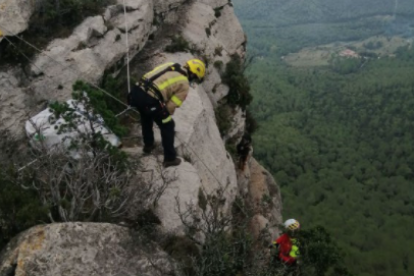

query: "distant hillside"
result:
(234, 0), (414, 55)
(234, 1), (414, 276)
(248, 47), (414, 276)
(235, 0), (414, 26)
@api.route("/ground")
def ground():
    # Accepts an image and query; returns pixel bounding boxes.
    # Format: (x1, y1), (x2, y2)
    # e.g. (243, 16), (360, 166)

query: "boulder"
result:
(135, 155), (204, 236)
(25, 99), (121, 158)
(201, 58), (231, 106)
(0, 223), (173, 276)
(181, 3), (244, 56)
(0, 0), (37, 38)
(179, 2), (245, 106)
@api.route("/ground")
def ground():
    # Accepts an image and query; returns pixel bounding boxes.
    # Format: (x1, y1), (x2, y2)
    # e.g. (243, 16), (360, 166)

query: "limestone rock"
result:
(118, 0), (148, 10)
(0, 0), (283, 257)
(250, 214), (270, 242)
(0, 0), (36, 38)
(29, 1), (153, 102)
(224, 106), (246, 141)
(154, 0), (187, 14)
(0, 69), (37, 138)
(213, 5), (246, 55)
(174, 66), (238, 202)
(136, 154), (204, 235)
(124, 52), (238, 235)
(181, 3), (244, 56)
(114, 0), (248, 236)
(179, 2), (245, 106)
(0, 0), (245, 138)
(202, 59), (231, 106)
(0, 1), (153, 137)
(198, 0), (230, 9)
(244, 158), (283, 242)
(0, 223), (173, 276)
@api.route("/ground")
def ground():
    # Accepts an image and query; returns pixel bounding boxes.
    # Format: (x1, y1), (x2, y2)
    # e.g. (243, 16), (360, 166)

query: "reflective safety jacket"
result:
(273, 233), (300, 265)
(142, 62), (190, 115)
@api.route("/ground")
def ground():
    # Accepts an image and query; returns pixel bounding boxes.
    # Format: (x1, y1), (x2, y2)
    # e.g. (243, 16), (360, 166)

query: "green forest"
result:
(234, 0), (414, 276)
(237, 0), (414, 55)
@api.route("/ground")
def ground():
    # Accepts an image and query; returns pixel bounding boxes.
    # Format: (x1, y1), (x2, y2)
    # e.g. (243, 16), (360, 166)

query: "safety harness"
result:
(140, 63), (188, 103)
(272, 234), (300, 265)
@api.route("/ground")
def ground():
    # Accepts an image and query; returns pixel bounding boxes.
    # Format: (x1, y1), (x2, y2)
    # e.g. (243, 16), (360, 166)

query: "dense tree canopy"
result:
(234, 0), (414, 275)
(235, 0), (414, 55)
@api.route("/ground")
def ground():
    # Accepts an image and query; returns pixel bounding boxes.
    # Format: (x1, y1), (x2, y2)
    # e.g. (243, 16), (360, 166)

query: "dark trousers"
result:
(129, 85), (177, 162)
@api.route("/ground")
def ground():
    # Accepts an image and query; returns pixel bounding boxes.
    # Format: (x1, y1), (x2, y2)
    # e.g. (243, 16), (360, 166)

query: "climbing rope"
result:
(0, 23), (134, 111)
(122, 0), (132, 94)
(115, 106), (134, 117)
(17, 159), (39, 172)
(0, 22), (231, 191)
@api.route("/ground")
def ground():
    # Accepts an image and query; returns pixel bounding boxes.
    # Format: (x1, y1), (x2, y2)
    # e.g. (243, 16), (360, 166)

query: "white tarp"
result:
(25, 99), (121, 157)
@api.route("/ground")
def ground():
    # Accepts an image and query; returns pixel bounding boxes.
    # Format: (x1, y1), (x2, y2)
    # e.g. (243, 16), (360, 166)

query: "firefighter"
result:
(128, 59), (206, 167)
(270, 219), (301, 266)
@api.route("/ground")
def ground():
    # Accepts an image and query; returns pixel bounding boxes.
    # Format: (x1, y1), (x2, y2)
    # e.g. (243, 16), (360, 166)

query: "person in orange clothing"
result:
(270, 219), (301, 266)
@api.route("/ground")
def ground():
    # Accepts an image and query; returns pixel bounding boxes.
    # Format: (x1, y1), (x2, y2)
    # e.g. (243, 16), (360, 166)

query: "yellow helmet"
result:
(186, 59), (206, 82)
(284, 219), (300, 231)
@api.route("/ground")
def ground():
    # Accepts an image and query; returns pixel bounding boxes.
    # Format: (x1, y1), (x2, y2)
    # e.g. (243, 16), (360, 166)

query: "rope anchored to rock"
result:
(0, 21), (229, 191)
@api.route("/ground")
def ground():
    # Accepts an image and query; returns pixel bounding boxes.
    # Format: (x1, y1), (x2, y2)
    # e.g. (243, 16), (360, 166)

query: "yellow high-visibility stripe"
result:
(170, 95), (183, 106)
(162, 116), (172, 124)
(144, 62), (175, 79)
(0, 29), (3, 37)
(289, 245), (300, 258)
(288, 222), (300, 230)
(157, 75), (188, 91)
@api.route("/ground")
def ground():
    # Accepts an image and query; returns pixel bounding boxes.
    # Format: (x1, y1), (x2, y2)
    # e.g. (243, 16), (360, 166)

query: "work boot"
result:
(143, 144), (156, 154)
(163, 158), (182, 168)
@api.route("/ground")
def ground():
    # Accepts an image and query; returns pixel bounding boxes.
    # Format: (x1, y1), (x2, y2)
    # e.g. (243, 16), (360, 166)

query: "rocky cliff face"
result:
(0, 1), (282, 275)
(0, 223), (173, 276)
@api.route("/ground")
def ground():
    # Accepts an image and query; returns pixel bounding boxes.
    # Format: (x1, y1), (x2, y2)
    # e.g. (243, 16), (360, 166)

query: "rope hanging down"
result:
(0, 23), (230, 191)
(122, 0), (132, 94)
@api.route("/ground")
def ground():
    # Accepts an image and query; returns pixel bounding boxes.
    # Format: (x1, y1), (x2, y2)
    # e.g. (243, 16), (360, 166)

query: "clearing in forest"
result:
(284, 35), (412, 67)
